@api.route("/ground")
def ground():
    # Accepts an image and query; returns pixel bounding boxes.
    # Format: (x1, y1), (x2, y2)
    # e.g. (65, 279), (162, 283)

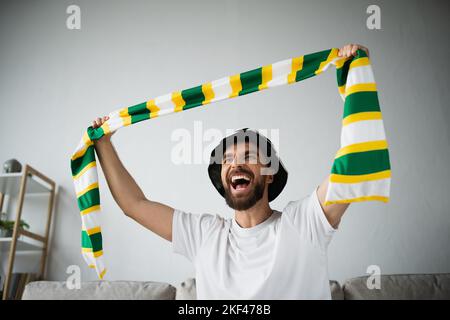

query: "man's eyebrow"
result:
(222, 149), (258, 160)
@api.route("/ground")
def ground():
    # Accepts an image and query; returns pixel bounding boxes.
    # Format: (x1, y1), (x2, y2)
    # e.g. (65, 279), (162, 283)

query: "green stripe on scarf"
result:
(296, 49), (330, 81)
(239, 68), (263, 96)
(129, 102), (150, 124)
(182, 85), (206, 110)
(343, 91), (380, 118)
(82, 230), (103, 252)
(77, 188), (100, 212)
(337, 59), (352, 87)
(332, 149), (390, 175)
(71, 145), (95, 176)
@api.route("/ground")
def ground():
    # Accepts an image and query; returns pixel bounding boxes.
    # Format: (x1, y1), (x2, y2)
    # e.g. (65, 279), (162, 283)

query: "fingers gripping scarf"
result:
(71, 48), (391, 279)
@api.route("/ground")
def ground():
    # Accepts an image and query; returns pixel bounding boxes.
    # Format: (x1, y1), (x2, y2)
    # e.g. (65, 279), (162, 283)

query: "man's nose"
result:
(230, 155), (245, 167)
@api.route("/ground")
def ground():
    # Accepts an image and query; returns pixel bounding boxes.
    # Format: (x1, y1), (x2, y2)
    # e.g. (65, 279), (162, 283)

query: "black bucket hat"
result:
(207, 128), (288, 202)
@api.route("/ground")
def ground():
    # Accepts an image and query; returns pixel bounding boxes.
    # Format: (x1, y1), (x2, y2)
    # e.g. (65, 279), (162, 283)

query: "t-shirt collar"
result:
(231, 210), (278, 236)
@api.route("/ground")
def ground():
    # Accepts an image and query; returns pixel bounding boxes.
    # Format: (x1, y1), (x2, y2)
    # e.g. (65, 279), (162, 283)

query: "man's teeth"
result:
(231, 175), (251, 183)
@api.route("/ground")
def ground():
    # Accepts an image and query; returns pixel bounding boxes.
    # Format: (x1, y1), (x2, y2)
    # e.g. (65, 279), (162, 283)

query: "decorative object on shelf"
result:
(0, 219), (30, 238)
(2, 159), (22, 173)
(0, 212), (8, 237)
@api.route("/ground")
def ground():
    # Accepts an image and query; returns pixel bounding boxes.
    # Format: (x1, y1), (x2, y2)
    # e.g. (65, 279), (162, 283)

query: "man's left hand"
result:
(338, 43), (370, 58)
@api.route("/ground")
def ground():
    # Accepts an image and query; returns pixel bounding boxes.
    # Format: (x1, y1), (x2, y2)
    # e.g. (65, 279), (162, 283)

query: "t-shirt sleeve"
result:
(283, 187), (337, 250)
(172, 209), (218, 262)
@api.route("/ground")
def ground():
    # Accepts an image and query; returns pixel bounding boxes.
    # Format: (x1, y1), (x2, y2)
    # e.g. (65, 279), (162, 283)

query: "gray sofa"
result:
(21, 273), (450, 300)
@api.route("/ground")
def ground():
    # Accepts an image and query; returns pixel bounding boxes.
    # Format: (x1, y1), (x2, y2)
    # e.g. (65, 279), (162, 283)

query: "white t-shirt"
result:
(172, 188), (337, 299)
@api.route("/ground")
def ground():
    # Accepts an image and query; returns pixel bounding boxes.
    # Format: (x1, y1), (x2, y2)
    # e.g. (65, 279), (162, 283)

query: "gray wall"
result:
(0, 0), (449, 287)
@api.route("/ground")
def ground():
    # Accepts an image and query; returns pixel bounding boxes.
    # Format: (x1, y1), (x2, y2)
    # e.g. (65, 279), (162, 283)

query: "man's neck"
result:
(234, 198), (273, 228)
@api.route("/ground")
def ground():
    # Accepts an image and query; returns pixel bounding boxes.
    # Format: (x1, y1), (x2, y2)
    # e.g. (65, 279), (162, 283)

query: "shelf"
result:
(0, 172), (52, 196)
(0, 237), (43, 252)
(1, 165), (55, 300)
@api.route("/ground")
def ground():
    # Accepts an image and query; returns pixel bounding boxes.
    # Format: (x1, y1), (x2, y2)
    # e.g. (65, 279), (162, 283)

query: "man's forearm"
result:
(94, 138), (146, 213)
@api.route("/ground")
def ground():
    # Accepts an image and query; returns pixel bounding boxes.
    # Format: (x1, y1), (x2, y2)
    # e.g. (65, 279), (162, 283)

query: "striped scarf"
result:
(71, 48), (390, 279)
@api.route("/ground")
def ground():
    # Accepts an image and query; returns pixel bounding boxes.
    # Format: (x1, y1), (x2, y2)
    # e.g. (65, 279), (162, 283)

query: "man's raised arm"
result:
(93, 116), (174, 241)
(316, 43), (370, 228)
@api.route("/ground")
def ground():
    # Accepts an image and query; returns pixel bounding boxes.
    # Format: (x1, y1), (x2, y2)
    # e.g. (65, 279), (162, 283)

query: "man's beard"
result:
(224, 176), (265, 211)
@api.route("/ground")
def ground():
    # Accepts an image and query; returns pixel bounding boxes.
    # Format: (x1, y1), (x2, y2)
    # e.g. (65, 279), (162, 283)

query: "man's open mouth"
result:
(229, 174), (252, 191)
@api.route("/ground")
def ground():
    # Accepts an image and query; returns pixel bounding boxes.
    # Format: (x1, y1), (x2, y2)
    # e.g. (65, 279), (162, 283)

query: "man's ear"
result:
(267, 174), (274, 184)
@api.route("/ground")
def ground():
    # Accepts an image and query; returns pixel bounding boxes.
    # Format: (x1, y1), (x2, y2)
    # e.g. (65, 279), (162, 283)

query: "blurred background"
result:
(0, 0), (449, 289)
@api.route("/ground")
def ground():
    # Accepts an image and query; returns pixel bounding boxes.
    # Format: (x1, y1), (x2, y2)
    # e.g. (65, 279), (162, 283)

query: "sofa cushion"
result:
(175, 278), (344, 300)
(343, 273), (450, 300)
(22, 281), (176, 300)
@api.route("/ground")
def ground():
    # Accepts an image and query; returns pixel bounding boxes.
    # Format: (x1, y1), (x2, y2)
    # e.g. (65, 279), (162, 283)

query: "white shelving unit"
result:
(0, 165), (56, 300)
(0, 237), (44, 252)
(0, 172), (52, 196)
